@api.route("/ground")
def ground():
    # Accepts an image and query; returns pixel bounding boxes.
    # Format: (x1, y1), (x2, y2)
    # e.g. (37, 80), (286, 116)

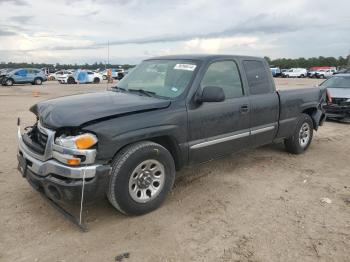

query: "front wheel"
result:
(5, 78), (14, 86)
(107, 141), (175, 215)
(67, 77), (75, 84)
(284, 114), (314, 154)
(93, 77), (100, 84)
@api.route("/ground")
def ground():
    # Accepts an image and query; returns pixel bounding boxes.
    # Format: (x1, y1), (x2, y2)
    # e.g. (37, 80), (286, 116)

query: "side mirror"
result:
(199, 86), (225, 102)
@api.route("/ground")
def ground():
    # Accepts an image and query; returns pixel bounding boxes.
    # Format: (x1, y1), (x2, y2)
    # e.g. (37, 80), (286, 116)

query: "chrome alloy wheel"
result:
(128, 159), (165, 203)
(299, 122), (310, 147)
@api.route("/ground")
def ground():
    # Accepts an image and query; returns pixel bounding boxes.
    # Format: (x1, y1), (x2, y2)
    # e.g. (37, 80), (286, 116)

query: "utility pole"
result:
(107, 40), (110, 67)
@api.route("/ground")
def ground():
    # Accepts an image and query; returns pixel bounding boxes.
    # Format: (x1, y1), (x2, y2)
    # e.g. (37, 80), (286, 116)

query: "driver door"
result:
(14, 69), (29, 83)
(188, 60), (250, 164)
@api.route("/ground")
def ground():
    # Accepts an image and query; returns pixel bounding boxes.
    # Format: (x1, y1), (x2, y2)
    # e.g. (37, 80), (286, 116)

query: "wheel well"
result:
(113, 136), (182, 171)
(147, 136), (182, 171)
(5, 78), (14, 84)
(302, 107), (317, 128)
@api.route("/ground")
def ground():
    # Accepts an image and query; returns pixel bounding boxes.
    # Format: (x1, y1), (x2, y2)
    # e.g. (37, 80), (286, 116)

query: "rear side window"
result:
(201, 61), (243, 99)
(243, 60), (271, 95)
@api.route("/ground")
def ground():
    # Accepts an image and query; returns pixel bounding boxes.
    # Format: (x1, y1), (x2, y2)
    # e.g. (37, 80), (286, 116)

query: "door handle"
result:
(240, 104), (249, 113)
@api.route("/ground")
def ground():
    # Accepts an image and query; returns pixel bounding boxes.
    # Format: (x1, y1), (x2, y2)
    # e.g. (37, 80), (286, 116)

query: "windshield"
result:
(116, 59), (197, 98)
(320, 76), (350, 88)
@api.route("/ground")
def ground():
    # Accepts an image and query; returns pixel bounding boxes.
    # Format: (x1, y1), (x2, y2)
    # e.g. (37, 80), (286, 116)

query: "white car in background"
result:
(282, 68), (307, 78)
(315, 69), (337, 79)
(49, 70), (73, 81)
(57, 70), (75, 84)
(57, 70), (103, 84)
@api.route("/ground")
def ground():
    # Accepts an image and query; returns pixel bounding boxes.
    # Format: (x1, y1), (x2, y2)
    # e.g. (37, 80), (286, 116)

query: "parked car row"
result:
(0, 67), (128, 86)
(270, 66), (345, 79)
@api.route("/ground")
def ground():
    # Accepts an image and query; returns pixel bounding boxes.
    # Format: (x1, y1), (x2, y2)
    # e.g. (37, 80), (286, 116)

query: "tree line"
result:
(264, 56), (350, 69)
(0, 61), (135, 71)
(1, 56), (349, 70)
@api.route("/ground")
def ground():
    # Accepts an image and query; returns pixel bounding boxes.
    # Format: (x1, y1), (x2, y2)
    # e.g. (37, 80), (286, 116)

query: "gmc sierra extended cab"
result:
(17, 55), (326, 215)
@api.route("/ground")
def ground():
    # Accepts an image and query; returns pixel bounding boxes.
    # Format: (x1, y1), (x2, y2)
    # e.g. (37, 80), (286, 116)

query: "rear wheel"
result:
(107, 141), (175, 215)
(34, 78), (42, 85)
(284, 114), (314, 154)
(93, 77), (100, 84)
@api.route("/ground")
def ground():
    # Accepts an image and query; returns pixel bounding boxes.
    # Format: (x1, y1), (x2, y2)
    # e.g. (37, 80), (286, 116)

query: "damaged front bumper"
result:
(17, 125), (111, 204)
(324, 104), (350, 119)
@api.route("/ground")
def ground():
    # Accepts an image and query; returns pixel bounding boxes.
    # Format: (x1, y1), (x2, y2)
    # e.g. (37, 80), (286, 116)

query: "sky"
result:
(0, 0), (349, 64)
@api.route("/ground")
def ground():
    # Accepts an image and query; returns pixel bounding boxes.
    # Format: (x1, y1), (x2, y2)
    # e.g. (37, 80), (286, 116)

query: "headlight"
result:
(55, 133), (98, 149)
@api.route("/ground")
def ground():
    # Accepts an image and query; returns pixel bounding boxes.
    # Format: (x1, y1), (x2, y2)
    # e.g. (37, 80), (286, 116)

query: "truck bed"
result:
(276, 87), (326, 139)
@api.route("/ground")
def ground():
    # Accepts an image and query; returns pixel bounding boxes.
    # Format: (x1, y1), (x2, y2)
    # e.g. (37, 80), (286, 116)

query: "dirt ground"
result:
(1, 78), (349, 262)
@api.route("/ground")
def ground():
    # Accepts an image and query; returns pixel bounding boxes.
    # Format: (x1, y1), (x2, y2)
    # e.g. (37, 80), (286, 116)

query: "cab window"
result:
(201, 61), (243, 99)
(243, 60), (271, 95)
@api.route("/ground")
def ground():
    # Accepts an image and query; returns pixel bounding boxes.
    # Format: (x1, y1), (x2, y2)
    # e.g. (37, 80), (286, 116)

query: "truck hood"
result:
(30, 91), (171, 130)
(327, 88), (350, 99)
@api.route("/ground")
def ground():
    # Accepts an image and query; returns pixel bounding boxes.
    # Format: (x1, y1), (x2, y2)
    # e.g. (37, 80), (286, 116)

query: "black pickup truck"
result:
(17, 55), (326, 215)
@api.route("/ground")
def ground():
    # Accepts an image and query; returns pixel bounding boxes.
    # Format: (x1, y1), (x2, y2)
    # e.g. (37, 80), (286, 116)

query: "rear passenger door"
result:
(242, 60), (279, 147)
(27, 69), (36, 83)
(188, 60), (250, 163)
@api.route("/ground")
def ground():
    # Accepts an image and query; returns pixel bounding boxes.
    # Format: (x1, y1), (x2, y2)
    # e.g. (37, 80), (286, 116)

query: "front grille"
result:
(22, 124), (48, 155)
(332, 98), (349, 106)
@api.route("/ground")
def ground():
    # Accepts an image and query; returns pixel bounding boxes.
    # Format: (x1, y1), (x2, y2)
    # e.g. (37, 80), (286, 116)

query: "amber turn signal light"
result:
(75, 134), (98, 149)
(66, 158), (81, 166)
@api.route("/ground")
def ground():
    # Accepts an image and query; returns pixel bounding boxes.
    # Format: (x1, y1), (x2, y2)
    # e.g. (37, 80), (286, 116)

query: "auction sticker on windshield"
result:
(174, 64), (196, 71)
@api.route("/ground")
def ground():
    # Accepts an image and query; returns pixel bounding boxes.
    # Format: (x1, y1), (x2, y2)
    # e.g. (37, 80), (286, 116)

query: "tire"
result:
(284, 114), (314, 154)
(107, 141), (175, 215)
(67, 77), (75, 84)
(93, 77), (100, 84)
(102, 75), (107, 80)
(5, 78), (14, 86)
(300, 74), (305, 78)
(34, 78), (42, 85)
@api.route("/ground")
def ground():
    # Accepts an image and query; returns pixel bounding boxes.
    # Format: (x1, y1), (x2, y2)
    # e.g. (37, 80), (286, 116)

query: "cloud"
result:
(0, 0), (27, 5)
(184, 37), (260, 53)
(0, 29), (17, 36)
(9, 15), (33, 23)
(0, 0), (349, 63)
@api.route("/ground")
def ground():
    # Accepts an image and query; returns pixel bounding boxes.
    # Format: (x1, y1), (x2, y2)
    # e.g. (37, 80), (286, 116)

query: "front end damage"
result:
(17, 119), (111, 204)
(324, 97), (350, 120)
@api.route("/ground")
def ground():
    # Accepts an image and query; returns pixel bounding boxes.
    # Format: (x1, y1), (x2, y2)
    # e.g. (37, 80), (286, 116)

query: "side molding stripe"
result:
(190, 132), (250, 149)
(190, 124), (276, 149)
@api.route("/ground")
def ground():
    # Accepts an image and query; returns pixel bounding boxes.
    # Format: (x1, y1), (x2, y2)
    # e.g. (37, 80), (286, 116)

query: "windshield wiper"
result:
(109, 85), (126, 92)
(128, 88), (156, 97)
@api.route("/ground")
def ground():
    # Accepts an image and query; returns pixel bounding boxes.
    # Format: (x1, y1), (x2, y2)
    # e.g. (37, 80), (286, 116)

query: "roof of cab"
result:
(145, 54), (265, 62)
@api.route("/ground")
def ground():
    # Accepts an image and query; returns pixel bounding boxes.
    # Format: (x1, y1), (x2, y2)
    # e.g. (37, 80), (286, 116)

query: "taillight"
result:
(326, 89), (332, 104)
